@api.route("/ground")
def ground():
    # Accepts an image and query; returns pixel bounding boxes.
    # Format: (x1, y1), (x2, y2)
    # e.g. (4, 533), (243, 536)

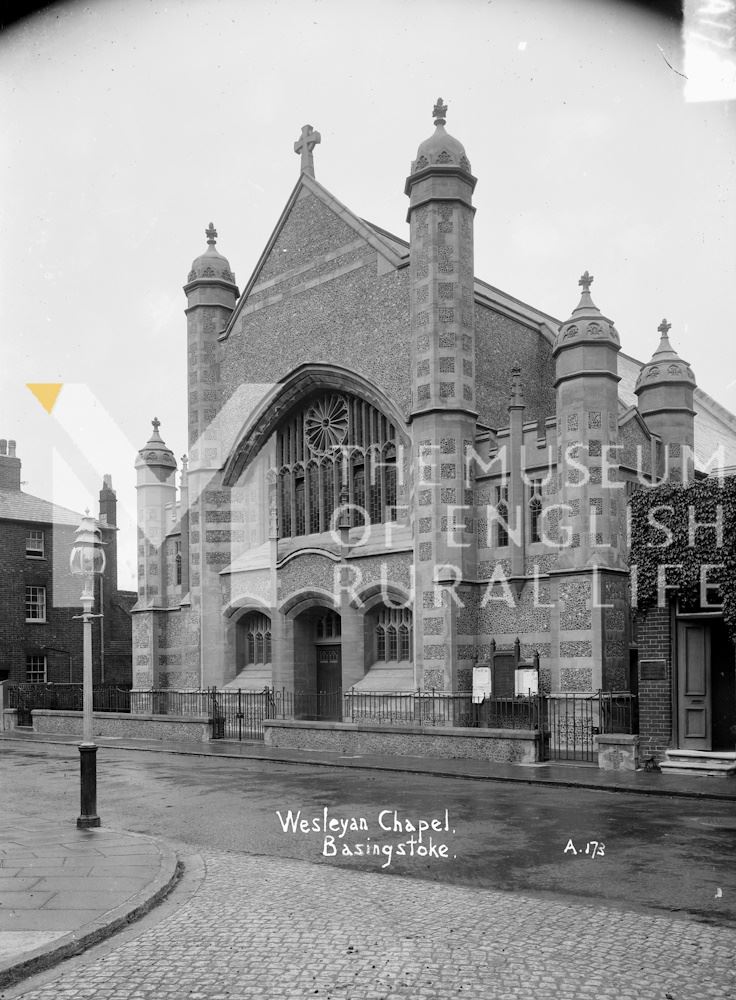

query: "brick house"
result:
(130, 102), (736, 729)
(0, 439), (135, 685)
(632, 473), (736, 774)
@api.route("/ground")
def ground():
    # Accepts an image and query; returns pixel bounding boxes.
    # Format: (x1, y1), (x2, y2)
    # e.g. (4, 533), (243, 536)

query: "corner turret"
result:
(554, 272), (623, 572)
(406, 99), (478, 694)
(634, 319), (696, 481)
(135, 418), (178, 608)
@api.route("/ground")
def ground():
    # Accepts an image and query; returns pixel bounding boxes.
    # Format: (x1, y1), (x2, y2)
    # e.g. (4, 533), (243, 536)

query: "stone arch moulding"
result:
(350, 582), (413, 613)
(279, 587), (340, 619)
(223, 597), (272, 621)
(222, 363), (410, 487)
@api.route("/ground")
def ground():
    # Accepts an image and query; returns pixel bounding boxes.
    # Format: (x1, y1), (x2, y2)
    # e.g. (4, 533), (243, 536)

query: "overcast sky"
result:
(1, 0), (734, 591)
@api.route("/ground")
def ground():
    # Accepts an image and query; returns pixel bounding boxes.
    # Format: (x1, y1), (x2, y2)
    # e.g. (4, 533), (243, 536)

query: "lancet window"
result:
(528, 478), (543, 544)
(374, 607), (412, 663)
(277, 393), (400, 538)
(495, 484), (509, 548)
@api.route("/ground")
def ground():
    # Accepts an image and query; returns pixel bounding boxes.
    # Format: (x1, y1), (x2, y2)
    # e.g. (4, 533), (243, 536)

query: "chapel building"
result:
(131, 101), (736, 716)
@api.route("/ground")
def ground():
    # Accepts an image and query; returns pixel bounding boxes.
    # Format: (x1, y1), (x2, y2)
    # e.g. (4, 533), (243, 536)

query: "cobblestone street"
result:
(6, 850), (736, 1000)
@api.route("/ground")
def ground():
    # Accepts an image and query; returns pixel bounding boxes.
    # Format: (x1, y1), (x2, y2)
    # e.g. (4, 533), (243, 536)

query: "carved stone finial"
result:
(152, 417), (161, 434)
(509, 363), (525, 409)
(658, 318), (672, 337)
(578, 270), (594, 292)
(205, 223), (217, 247)
(433, 97), (447, 126)
(294, 124), (321, 178)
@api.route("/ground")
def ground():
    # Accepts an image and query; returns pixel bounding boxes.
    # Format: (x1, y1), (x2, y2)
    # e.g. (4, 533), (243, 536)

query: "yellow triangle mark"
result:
(27, 383), (64, 414)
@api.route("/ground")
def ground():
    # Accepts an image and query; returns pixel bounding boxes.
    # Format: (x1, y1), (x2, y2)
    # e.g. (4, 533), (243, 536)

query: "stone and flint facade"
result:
(132, 101), (736, 716)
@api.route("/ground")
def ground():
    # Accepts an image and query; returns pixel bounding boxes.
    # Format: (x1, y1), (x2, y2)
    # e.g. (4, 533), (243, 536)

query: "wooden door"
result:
(316, 646), (341, 691)
(677, 622), (711, 751)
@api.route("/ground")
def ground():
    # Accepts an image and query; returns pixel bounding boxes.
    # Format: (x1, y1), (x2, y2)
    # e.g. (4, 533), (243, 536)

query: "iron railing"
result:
(545, 691), (638, 762)
(6, 683), (132, 720)
(343, 690), (542, 730)
(5, 683), (636, 756)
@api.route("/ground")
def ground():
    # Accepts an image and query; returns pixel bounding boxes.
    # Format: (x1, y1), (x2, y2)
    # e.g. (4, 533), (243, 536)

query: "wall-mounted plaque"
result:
(472, 666), (492, 704)
(640, 658), (667, 681)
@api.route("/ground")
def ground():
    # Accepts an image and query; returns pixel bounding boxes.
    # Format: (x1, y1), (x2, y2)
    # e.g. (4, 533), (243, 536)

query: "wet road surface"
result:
(3, 742), (735, 928)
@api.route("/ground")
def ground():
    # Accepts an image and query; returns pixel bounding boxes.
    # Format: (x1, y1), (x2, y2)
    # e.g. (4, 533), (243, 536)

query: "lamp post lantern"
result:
(70, 512), (106, 829)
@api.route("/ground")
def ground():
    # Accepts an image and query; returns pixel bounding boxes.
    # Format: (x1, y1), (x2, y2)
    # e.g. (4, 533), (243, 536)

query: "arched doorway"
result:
(291, 606), (342, 720)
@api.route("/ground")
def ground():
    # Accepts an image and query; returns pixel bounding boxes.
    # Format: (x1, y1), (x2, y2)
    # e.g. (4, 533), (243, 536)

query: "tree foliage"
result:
(628, 476), (736, 640)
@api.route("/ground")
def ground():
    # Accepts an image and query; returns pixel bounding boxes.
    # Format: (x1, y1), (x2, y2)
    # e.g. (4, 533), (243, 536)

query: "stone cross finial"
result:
(205, 223), (217, 246)
(294, 124), (321, 177)
(578, 270), (594, 292)
(433, 97), (447, 125)
(658, 318), (672, 337)
(152, 417), (161, 434)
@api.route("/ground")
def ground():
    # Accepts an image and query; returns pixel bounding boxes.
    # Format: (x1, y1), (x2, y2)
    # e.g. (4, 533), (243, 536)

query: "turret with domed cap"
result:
(135, 416), (177, 476)
(554, 272), (625, 574)
(408, 98), (473, 178)
(186, 223), (237, 286)
(406, 99), (478, 694)
(184, 223), (239, 457)
(135, 418), (178, 610)
(635, 319), (696, 481)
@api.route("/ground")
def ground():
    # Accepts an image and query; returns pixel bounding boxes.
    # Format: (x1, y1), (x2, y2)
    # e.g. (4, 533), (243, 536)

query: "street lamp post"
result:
(70, 512), (106, 829)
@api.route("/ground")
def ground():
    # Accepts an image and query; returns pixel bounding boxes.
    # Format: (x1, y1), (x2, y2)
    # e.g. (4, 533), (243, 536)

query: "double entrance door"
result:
(677, 619), (735, 751)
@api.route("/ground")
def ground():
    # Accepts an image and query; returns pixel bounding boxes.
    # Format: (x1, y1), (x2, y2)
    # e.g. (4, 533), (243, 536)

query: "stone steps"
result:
(660, 748), (736, 778)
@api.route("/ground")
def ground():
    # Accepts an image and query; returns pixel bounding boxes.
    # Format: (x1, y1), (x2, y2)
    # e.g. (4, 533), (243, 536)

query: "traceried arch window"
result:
(373, 607), (412, 663)
(277, 392), (400, 538)
(241, 612), (272, 665)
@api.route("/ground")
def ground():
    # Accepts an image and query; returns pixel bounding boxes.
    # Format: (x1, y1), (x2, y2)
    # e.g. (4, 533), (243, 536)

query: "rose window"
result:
(304, 395), (349, 455)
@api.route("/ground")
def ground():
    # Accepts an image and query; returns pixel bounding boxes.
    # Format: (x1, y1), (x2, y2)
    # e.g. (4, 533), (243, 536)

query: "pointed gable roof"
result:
(220, 174), (407, 341)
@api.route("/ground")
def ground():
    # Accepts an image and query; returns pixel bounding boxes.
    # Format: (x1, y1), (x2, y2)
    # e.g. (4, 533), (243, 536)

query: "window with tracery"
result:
(241, 612), (272, 665)
(277, 393), (400, 538)
(374, 607), (412, 663)
(495, 484), (509, 548)
(528, 478), (543, 544)
(315, 610), (341, 639)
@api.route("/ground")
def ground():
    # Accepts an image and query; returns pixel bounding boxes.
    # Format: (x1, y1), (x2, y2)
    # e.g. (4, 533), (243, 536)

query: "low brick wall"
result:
(30, 710), (212, 743)
(595, 734), (639, 771)
(264, 719), (541, 763)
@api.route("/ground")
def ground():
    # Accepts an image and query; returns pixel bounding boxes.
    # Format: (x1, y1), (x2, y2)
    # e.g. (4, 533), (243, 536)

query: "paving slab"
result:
(0, 814), (180, 990)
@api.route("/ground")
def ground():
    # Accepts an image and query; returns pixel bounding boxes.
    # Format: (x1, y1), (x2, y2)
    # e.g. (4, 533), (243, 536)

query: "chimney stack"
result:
(0, 438), (21, 490)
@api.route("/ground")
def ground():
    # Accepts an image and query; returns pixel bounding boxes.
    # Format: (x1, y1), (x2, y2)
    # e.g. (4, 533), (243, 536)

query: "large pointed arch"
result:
(222, 363), (410, 486)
